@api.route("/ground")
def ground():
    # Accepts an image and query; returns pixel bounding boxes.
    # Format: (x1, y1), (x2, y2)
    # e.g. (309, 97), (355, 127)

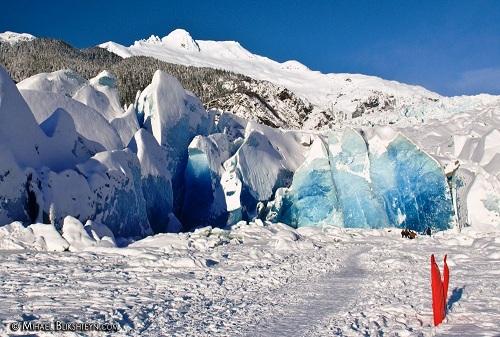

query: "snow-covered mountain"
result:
(0, 36), (316, 129)
(99, 29), (437, 110)
(3, 30), (500, 130)
(99, 29), (500, 129)
(0, 31), (35, 44)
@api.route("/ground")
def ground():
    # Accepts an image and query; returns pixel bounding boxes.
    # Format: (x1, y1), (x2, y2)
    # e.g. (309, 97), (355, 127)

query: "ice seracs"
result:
(77, 149), (152, 238)
(128, 129), (176, 233)
(1, 60), (499, 236)
(135, 70), (214, 209)
(271, 136), (342, 227)
(267, 129), (454, 231)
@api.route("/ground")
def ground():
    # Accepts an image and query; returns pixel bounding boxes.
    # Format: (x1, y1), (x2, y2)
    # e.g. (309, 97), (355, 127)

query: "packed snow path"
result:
(248, 247), (369, 337)
(0, 224), (498, 336)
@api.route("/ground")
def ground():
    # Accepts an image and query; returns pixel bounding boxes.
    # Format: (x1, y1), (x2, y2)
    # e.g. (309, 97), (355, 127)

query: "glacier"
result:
(271, 137), (341, 228)
(181, 134), (235, 229)
(327, 129), (388, 229)
(269, 129), (453, 231)
(1, 63), (499, 238)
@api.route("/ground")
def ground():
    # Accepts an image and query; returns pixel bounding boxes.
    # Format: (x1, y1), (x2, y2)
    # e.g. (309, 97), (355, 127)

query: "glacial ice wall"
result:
(269, 129), (454, 232)
(181, 134), (235, 229)
(3, 65), (497, 238)
(267, 136), (339, 227)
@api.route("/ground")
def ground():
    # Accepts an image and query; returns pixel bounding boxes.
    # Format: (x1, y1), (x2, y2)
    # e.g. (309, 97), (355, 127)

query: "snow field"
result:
(0, 223), (498, 336)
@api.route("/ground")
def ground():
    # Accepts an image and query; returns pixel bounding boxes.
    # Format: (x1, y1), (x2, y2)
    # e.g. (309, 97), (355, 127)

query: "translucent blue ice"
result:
(181, 148), (215, 229)
(370, 135), (453, 231)
(276, 140), (340, 227)
(269, 130), (453, 231)
(328, 130), (387, 229)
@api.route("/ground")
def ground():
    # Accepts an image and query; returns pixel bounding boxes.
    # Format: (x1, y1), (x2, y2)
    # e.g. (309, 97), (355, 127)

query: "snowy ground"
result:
(0, 222), (498, 337)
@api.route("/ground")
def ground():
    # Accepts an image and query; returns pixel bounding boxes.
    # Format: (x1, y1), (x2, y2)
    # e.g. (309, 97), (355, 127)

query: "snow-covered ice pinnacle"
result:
(0, 66), (50, 168)
(62, 216), (97, 251)
(135, 70), (213, 210)
(74, 70), (124, 121)
(128, 129), (174, 233)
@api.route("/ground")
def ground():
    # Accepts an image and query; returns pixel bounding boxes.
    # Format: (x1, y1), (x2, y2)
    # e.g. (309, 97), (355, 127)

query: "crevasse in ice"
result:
(181, 134), (235, 229)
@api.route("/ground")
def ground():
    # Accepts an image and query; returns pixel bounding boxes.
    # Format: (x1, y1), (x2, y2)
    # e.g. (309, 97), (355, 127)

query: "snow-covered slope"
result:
(98, 29), (500, 130)
(98, 29), (442, 121)
(0, 31), (35, 44)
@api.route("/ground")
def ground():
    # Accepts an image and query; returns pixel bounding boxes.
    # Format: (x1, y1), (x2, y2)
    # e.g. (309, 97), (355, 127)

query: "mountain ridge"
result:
(2, 30), (500, 131)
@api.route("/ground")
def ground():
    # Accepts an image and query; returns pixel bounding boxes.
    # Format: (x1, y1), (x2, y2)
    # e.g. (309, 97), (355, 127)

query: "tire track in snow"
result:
(247, 246), (370, 337)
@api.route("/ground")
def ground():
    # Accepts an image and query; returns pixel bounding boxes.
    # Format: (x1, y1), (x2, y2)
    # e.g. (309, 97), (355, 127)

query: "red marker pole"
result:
(443, 255), (450, 312)
(431, 254), (445, 326)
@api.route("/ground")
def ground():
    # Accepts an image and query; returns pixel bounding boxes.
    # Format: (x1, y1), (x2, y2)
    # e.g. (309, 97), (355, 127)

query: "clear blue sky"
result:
(1, 0), (499, 96)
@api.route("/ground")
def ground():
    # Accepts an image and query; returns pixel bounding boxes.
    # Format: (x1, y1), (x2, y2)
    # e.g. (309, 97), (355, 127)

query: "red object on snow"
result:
(431, 254), (445, 326)
(443, 255), (450, 307)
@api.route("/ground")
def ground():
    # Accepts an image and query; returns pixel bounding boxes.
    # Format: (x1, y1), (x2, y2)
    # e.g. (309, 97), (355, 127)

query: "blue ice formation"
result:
(370, 134), (453, 232)
(269, 129), (453, 231)
(328, 129), (388, 229)
(273, 137), (341, 227)
(128, 129), (176, 233)
(181, 134), (236, 229)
